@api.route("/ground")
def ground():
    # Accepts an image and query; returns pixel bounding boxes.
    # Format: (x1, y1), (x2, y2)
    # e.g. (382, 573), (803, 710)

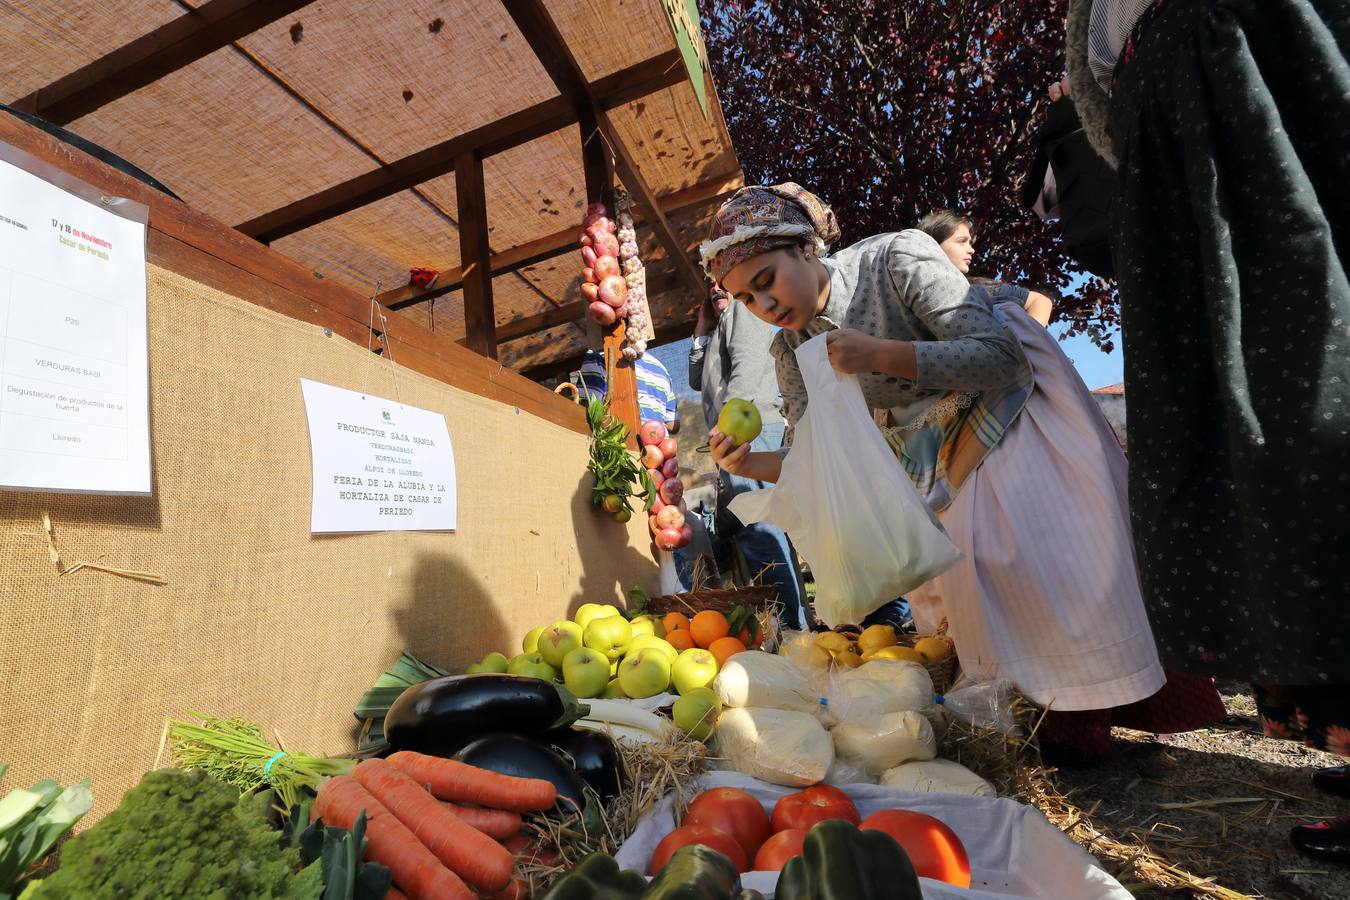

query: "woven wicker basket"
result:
(643, 556), (779, 618)
(832, 618), (959, 694)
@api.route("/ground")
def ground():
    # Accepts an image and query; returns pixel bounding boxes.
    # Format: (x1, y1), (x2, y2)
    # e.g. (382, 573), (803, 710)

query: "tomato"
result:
(770, 785), (861, 833)
(685, 788), (772, 859)
(861, 809), (971, 888)
(752, 827), (807, 871)
(647, 824), (748, 875)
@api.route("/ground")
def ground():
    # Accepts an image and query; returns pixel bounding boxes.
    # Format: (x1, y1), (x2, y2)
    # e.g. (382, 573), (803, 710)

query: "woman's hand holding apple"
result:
(709, 429), (782, 483)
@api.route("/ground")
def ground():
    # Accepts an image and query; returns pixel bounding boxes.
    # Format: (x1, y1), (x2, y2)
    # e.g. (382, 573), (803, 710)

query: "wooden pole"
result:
(455, 152), (496, 359)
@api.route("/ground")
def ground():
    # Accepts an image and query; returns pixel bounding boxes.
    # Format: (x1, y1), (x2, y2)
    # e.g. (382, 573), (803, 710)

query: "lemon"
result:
(834, 648), (865, 669)
(864, 645), (927, 665)
(815, 631), (852, 654)
(807, 645), (834, 668)
(857, 624), (899, 653)
(914, 636), (953, 664)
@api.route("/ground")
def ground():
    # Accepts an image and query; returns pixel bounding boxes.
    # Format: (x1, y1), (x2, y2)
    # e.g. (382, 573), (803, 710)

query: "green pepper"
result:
(539, 852), (646, 900)
(775, 819), (923, 900)
(643, 844), (744, 900)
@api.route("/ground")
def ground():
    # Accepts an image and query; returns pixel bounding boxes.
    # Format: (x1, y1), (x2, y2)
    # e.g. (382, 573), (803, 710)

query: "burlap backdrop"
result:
(0, 265), (658, 820)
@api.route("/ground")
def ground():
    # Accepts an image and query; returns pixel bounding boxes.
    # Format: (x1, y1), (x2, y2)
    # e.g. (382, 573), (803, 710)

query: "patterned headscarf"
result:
(700, 183), (841, 282)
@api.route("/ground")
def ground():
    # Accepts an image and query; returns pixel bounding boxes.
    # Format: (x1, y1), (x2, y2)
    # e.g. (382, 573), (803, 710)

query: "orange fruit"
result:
(667, 629), (697, 651)
(708, 636), (747, 668)
(662, 612), (691, 634)
(735, 625), (763, 648)
(690, 610), (731, 649)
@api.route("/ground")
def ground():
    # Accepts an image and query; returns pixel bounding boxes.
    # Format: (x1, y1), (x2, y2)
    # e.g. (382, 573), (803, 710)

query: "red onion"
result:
(588, 301), (617, 325)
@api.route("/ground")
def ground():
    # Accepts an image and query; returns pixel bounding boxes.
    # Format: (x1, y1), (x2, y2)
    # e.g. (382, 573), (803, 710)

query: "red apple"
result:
(661, 457), (679, 480)
(654, 527), (682, 551)
(658, 437), (678, 459)
(659, 478), (684, 505)
(655, 505), (685, 531)
(639, 420), (668, 446)
(641, 445), (664, 469)
(649, 494), (667, 514)
(649, 467), (666, 490)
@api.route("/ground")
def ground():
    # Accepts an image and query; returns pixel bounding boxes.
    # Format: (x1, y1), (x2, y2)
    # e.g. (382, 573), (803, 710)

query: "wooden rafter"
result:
(456, 153), (496, 359)
(11, 0), (316, 126)
(378, 172), (739, 310)
(520, 310), (699, 382)
(233, 50), (685, 244)
(502, 0), (707, 302)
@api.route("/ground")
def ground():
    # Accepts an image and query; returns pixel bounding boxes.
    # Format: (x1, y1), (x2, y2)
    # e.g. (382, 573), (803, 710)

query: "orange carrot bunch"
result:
(314, 752), (559, 900)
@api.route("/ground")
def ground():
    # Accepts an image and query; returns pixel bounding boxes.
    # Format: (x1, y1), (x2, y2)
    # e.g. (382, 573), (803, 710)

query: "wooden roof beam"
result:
(11, 0), (317, 126)
(379, 172), (740, 310)
(234, 50), (685, 243)
(520, 313), (699, 382)
(501, 0), (707, 300)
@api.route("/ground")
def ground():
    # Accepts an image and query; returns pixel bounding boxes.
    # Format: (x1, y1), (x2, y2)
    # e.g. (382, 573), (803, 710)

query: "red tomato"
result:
(771, 785), (861, 833)
(685, 788), (773, 859)
(861, 809), (972, 888)
(752, 827), (807, 871)
(647, 824), (748, 875)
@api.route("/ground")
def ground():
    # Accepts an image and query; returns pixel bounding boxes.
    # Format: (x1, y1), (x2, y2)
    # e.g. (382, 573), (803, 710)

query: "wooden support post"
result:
(578, 105), (639, 437)
(455, 152), (496, 359)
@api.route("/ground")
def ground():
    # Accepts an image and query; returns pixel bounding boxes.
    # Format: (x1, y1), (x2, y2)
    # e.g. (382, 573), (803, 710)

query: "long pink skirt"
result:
(908, 302), (1165, 712)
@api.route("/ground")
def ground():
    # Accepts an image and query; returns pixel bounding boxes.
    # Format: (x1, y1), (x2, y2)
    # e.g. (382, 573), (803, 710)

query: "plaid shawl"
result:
(883, 303), (1034, 511)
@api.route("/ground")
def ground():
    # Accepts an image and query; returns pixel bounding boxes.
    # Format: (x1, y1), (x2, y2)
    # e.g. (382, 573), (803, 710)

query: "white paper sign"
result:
(0, 156), (150, 493)
(300, 379), (456, 533)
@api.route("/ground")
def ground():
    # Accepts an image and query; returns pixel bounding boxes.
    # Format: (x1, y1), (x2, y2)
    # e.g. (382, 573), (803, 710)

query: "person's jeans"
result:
(717, 423), (806, 631)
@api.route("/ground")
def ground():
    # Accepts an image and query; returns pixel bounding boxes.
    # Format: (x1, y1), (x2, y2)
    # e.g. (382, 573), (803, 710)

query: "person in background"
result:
(689, 286), (805, 630)
(702, 183), (1223, 761)
(574, 346), (680, 436)
(1065, 0), (1349, 859)
(917, 211), (1055, 327)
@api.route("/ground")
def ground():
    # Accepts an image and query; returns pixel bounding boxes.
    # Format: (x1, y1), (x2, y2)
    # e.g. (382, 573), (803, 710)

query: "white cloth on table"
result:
(908, 301), (1165, 711)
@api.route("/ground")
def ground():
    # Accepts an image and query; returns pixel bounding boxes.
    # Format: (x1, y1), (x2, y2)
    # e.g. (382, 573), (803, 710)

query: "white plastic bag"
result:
(729, 334), (962, 626)
(880, 758), (997, 798)
(832, 709), (937, 775)
(713, 651), (819, 713)
(713, 707), (834, 787)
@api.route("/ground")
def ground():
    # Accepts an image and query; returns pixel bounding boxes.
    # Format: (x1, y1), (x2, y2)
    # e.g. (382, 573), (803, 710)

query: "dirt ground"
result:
(1055, 683), (1350, 899)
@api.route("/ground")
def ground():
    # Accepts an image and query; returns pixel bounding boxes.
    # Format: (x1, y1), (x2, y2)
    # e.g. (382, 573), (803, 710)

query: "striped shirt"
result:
(1087, 0), (1153, 89)
(575, 351), (678, 424)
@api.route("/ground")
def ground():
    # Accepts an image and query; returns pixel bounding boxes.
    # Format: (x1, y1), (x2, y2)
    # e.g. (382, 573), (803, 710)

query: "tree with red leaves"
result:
(698, 0), (1119, 350)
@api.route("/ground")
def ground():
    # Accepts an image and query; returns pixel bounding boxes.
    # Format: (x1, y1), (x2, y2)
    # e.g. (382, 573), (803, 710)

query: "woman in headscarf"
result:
(1064, 0), (1350, 856)
(703, 183), (1223, 758)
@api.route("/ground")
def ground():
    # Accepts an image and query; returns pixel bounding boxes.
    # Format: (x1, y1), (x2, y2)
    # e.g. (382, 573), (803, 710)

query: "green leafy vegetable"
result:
(0, 764), (92, 899)
(586, 398), (652, 514)
(353, 651), (452, 750)
(287, 804), (391, 900)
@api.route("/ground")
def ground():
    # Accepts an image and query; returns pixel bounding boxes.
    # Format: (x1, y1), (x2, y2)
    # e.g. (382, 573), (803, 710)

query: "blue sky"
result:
(651, 327), (1122, 403)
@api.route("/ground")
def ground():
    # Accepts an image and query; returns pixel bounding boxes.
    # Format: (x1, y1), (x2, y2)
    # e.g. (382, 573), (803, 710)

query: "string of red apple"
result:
(639, 419), (693, 551)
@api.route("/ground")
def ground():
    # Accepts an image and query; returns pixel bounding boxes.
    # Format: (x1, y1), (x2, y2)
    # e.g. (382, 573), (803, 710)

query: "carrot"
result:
(354, 759), (514, 894)
(441, 801), (521, 839)
(485, 877), (529, 900)
(388, 750), (557, 812)
(497, 833), (530, 854)
(314, 775), (472, 900)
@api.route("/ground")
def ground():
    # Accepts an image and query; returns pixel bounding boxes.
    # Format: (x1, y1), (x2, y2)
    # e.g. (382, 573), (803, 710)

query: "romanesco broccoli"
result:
(29, 768), (321, 899)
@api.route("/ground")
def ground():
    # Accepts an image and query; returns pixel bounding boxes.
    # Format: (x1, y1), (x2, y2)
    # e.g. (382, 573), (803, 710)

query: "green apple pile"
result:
(461, 601), (730, 741)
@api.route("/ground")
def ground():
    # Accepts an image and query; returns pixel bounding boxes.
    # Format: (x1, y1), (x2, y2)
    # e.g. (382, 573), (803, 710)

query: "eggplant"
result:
(385, 674), (588, 755)
(452, 733), (591, 822)
(542, 727), (626, 801)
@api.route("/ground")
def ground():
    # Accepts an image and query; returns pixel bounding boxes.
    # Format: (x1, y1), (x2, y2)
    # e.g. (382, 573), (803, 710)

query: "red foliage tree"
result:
(698, 0), (1119, 349)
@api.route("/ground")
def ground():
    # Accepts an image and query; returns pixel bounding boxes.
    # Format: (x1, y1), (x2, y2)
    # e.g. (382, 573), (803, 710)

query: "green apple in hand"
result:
(562, 647), (611, 698)
(673, 687), (723, 741)
(507, 652), (558, 681)
(717, 398), (762, 447)
(584, 614), (634, 662)
(538, 620), (584, 668)
(617, 648), (673, 699)
(671, 648), (719, 695)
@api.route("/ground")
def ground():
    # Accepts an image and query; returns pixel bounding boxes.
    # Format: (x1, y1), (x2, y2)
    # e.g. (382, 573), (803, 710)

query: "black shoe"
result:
(1313, 765), (1350, 800)
(1290, 816), (1350, 865)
